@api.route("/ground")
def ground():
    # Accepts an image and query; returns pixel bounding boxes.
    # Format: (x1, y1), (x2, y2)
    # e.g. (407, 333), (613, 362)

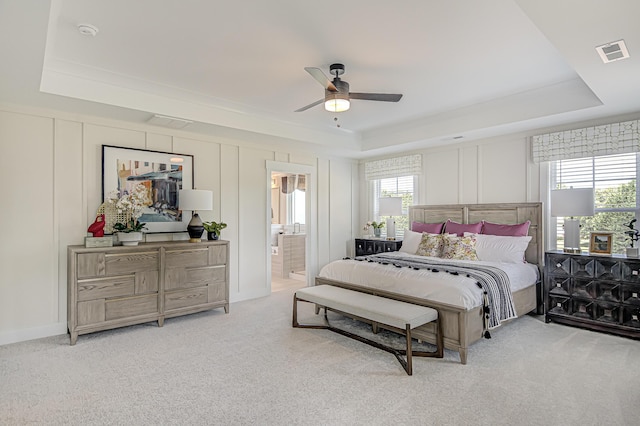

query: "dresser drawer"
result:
(165, 265), (225, 291)
(165, 248), (209, 268)
(105, 294), (158, 321)
(105, 251), (158, 275)
(165, 287), (208, 310)
(622, 284), (640, 306)
(77, 276), (135, 302)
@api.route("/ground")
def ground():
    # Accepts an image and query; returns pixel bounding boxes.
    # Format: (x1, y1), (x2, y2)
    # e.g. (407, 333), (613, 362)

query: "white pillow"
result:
(465, 233), (532, 263)
(399, 229), (423, 254)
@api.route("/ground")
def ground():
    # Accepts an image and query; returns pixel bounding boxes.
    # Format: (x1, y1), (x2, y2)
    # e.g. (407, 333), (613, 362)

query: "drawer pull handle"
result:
(556, 263), (561, 268)
(633, 292), (638, 298)
(633, 270), (639, 276)
(556, 283), (561, 287)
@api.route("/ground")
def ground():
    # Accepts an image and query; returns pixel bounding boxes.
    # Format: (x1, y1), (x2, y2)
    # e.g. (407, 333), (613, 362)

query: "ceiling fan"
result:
(295, 63), (403, 113)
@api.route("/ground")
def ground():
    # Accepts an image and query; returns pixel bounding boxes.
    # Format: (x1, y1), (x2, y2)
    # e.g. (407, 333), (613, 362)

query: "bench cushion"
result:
(295, 285), (437, 329)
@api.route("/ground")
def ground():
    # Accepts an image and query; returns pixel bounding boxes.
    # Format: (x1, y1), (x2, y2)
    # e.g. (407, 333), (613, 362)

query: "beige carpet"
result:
(1, 286), (639, 425)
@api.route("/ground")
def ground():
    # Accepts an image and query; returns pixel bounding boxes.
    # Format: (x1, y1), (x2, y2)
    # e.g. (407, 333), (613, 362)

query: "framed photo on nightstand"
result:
(589, 232), (613, 255)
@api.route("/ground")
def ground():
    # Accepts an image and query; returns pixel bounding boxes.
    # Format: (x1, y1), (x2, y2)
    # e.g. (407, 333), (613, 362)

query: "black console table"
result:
(544, 250), (640, 339)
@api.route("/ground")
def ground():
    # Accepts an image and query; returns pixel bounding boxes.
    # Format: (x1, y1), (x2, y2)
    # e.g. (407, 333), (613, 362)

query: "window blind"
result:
(532, 119), (640, 163)
(364, 154), (422, 180)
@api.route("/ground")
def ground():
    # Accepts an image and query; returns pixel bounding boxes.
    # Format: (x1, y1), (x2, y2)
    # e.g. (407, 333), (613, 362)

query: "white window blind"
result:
(372, 175), (415, 239)
(550, 152), (640, 253)
(365, 154), (422, 180)
(533, 119), (640, 163)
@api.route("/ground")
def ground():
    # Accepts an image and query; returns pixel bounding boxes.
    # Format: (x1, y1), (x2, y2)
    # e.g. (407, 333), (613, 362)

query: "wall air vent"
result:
(147, 114), (193, 129)
(595, 39), (630, 63)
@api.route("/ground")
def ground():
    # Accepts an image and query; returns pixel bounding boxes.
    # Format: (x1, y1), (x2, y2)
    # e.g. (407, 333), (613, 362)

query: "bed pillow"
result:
(482, 220), (531, 237)
(398, 229), (423, 254)
(411, 221), (444, 234)
(469, 233), (532, 263)
(441, 234), (478, 261)
(443, 220), (483, 237)
(416, 233), (445, 257)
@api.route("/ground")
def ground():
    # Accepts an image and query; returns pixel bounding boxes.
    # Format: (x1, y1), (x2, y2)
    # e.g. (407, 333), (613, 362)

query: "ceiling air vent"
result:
(147, 114), (193, 129)
(595, 39), (630, 63)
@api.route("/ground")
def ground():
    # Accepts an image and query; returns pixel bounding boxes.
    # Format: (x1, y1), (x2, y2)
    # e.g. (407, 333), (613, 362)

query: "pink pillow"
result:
(411, 221), (444, 234)
(482, 220), (531, 237)
(443, 220), (482, 236)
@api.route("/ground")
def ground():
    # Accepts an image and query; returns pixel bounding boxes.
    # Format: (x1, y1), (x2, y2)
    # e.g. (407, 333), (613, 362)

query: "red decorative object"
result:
(88, 214), (106, 237)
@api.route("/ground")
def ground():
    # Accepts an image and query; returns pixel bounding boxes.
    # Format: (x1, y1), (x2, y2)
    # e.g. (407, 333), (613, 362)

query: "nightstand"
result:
(544, 250), (640, 339)
(355, 238), (402, 256)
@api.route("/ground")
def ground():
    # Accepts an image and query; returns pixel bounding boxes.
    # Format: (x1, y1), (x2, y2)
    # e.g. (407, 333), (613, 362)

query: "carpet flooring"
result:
(1, 286), (639, 425)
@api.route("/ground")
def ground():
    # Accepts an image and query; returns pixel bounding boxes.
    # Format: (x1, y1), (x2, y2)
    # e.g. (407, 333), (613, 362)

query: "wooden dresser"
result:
(545, 250), (640, 339)
(67, 240), (229, 345)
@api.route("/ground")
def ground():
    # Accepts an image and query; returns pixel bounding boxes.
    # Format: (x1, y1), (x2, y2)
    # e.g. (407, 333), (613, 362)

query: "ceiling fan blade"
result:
(294, 98), (324, 112)
(349, 93), (403, 102)
(304, 67), (338, 92)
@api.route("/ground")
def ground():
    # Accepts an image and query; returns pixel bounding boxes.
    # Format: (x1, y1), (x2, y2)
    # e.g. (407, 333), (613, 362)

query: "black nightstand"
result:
(355, 238), (402, 256)
(545, 250), (640, 339)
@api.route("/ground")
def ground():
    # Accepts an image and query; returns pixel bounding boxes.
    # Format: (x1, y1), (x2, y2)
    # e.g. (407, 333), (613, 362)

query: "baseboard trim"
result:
(0, 322), (67, 346)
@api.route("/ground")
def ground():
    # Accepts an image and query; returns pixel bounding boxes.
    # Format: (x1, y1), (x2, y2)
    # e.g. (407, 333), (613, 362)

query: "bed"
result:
(315, 202), (543, 364)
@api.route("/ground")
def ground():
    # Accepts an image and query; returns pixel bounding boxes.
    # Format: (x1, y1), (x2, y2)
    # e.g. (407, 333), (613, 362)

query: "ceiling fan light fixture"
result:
(324, 97), (350, 112)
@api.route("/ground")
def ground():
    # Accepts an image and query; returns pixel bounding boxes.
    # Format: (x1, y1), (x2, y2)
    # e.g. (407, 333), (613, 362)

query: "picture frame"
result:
(102, 145), (194, 234)
(589, 232), (613, 255)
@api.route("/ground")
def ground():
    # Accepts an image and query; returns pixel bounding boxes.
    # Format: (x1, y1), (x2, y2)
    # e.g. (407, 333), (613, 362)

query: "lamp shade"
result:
(378, 197), (403, 216)
(550, 188), (594, 217)
(179, 189), (213, 211)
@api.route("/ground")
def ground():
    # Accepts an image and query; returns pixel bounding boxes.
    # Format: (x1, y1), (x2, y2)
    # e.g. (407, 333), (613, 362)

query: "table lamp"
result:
(378, 197), (403, 241)
(550, 188), (594, 253)
(179, 189), (213, 243)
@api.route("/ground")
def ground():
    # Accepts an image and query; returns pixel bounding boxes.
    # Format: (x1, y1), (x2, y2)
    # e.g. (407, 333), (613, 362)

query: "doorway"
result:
(266, 161), (316, 293)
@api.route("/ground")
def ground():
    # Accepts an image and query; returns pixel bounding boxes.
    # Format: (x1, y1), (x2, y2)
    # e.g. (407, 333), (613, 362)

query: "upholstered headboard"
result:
(408, 202), (543, 267)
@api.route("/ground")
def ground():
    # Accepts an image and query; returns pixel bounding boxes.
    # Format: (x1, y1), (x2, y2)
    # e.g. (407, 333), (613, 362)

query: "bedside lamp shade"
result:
(379, 197), (403, 241)
(179, 189), (213, 243)
(551, 188), (594, 253)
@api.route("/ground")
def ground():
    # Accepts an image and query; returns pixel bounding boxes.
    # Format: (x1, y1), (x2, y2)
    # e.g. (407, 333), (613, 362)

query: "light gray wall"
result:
(0, 105), (357, 345)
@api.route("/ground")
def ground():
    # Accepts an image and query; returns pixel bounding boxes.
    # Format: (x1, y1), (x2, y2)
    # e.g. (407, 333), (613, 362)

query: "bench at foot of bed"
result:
(292, 285), (444, 375)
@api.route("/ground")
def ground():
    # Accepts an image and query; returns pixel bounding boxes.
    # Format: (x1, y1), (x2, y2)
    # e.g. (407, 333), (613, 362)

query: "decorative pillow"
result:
(443, 220), (483, 237)
(398, 229), (423, 254)
(471, 233), (532, 263)
(416, 233), (445, 257)
(411, 221), (444, 234)
(482, 220), (531, 237)
(441, 234), (478, 260)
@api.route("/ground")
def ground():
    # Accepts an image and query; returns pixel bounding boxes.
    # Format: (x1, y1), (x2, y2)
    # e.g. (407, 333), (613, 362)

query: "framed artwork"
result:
(102, 145), (194, 233)
(589, 232), (613, 255)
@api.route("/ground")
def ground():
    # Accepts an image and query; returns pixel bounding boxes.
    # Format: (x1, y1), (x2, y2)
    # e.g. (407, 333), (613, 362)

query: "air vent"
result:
(596, 39), (630, 63)
(147, 114), (193, 129)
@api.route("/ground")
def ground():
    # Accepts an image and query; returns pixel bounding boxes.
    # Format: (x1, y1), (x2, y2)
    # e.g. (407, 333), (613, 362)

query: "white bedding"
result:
(317, 252), (539, 311)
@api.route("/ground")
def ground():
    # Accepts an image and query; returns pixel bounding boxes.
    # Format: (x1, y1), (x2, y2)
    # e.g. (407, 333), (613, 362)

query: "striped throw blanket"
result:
(360, 254), (517, 332)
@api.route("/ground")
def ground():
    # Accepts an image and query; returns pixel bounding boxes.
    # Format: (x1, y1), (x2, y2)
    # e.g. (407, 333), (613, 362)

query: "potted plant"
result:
(624, 219), (640, 257)
(203, 220), (227, 240)
(363, 221), (384, 238)
(105, 183), (150, 246)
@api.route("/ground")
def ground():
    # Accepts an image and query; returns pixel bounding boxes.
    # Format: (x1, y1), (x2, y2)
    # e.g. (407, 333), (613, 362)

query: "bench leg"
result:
(406, 325), (413, 375)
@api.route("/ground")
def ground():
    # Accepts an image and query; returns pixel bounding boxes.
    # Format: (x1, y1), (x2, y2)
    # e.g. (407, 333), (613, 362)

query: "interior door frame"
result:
(266, 161), (316, 289)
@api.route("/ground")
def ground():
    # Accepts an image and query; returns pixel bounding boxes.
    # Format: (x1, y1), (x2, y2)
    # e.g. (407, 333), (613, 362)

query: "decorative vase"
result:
(374, 228), (381, 238)
(118, 231), (143, 246)
(207, 231), (219, 240)
(626, 247), (639, 258)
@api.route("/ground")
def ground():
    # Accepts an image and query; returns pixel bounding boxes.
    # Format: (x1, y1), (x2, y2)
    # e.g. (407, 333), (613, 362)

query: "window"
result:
(287, 189), (305, 225)
(372, 175), (417, 239)
(550, 152), (640, 253)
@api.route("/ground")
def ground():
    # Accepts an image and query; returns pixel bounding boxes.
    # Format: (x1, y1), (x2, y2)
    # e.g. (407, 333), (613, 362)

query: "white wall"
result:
(0, 105), (357, 345)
